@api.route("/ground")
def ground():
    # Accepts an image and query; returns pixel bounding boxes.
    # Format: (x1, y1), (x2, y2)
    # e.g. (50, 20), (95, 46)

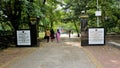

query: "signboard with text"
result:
(88, 28), (105, 45)
(16, 30), (31, 46)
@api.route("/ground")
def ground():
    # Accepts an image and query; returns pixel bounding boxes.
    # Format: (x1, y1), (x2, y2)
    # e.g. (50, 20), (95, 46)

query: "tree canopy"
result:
(0, 0), (120, 33)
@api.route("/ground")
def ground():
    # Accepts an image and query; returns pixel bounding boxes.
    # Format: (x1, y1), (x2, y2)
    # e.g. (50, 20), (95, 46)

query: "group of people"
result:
(45, 29), (60, 43)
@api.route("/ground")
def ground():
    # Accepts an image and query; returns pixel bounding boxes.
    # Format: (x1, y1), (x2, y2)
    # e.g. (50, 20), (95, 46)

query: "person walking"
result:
(68, 30), (71, 38)
(45, 29), (50, 43)
(56, 29), (60, 42)
(50, 29), (55, 42)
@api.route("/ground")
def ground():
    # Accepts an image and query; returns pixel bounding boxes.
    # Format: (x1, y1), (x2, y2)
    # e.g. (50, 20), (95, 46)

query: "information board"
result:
(88, 28), (105, 45)
(16, 30), (31, 46)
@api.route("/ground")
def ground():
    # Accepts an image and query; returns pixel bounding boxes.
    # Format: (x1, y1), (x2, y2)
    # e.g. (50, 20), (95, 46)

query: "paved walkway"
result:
(2, 34), (102, 68)
(2, 34), (120, 68)
(84, 35), (120, 68)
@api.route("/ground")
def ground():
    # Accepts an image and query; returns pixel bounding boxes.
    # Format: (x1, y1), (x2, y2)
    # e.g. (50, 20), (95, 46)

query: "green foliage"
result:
(0, 0), (120, 33)
(60, 23), (76, 30)
(62, 0), (120, 33)
(112, 27), (120, 33)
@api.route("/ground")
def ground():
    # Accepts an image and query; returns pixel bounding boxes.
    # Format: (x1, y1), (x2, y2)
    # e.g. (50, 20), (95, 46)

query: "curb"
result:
(107, 42), (120, 49)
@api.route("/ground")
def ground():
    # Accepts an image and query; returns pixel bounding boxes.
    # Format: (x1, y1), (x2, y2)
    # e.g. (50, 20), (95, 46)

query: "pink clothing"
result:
(56, 32), (60, 42)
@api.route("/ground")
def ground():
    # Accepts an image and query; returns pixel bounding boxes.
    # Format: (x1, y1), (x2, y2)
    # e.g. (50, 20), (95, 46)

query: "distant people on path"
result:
(45, 29), (50, 42)
(56, 29), (60, 42)
(68, 30), (71, 38)
(50, 29), (55, 42)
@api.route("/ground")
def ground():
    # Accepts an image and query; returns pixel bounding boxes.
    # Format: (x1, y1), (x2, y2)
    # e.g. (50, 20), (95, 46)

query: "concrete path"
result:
(3, 34), (101, 68)
(6, 45), (96, 68)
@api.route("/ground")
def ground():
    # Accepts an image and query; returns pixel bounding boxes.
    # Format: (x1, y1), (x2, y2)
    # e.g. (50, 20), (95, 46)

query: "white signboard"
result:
(95, 11), (102, 16)
(17, 30), (31, 46)
(88, 28), (105, 45)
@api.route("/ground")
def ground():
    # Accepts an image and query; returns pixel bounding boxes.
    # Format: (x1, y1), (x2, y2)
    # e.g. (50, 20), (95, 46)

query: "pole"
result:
(97, 0), (99, 27)
(97, 16), (99, 27)
(97, 0), (98, 9)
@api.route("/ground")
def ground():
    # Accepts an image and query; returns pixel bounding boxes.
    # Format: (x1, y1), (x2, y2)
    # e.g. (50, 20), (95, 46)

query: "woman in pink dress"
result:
(56, 29), (60, 42)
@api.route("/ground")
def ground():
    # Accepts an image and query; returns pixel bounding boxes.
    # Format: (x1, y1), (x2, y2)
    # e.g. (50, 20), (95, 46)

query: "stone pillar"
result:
(30, 17), (37, 46)
(80, 12), (88, 46)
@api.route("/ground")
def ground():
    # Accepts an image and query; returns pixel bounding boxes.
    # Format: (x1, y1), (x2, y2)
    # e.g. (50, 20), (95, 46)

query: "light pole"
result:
(97, 0), (99, 9)
(95, 0), (101, 27)
(97, 0), (99, 27)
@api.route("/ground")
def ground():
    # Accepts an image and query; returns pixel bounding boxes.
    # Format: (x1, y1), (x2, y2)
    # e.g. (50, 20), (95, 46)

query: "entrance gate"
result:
(80, 12), (105, 46)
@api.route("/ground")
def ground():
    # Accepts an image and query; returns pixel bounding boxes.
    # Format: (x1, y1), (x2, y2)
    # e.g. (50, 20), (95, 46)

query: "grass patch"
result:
(38, 32), (45, 39)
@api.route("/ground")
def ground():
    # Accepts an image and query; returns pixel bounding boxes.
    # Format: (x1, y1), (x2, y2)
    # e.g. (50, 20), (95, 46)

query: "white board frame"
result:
(88, 28), (105, 45)
(16, 30), (31, 46)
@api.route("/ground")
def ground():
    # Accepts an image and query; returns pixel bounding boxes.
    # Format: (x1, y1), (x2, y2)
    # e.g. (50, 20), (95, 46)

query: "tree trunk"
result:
(73, 21), (80, 37)
(43, 0), (46, 5)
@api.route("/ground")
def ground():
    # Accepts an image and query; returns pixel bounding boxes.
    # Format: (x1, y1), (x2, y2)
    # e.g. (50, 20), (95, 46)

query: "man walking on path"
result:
(68, 30), (71, 38)
(45, 29), (50, 42)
